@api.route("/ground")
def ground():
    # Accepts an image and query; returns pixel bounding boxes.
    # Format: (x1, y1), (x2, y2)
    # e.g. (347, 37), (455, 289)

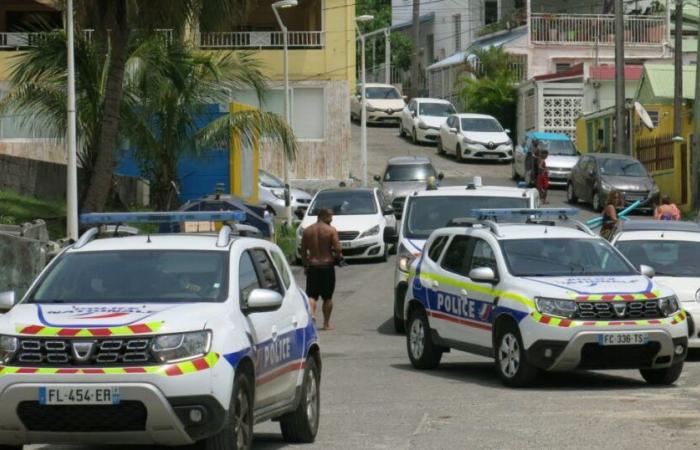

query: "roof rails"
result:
(75, 211), (250, 249)
(469, 208), (579, 221)
(446, 218), (502, 237)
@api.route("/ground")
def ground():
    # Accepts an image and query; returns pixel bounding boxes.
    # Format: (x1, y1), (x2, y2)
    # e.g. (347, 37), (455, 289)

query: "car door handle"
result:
(271, 325), (278, 341)
(292, 315), (299, 327)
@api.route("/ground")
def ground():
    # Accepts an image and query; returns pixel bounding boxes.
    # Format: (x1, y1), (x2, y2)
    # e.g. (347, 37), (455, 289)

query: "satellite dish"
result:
(635, 101), (654, 130)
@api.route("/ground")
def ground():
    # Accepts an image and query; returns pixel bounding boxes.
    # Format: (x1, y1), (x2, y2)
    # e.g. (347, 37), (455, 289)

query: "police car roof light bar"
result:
(469, 208), (579, 220)
(79, 211), (247, 225)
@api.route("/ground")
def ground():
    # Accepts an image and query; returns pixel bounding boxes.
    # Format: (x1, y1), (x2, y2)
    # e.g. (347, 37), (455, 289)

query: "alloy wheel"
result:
(305, 368), (319, 431)
(233, 386), (252, 449)
(409, 318), (425, 360)
(499, 333), (520, 378)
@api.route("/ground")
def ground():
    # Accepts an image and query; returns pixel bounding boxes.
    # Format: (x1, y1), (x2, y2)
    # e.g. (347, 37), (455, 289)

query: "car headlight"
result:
(418, 120), (430, 130)
(271, 189), (285, 200)
(535, 297), (577, 319)
(151, 331), (212, 363)
(600, 181), (613, 192)
(359, 225), (380, 238)
(463, 136), (476, 145)
(658, 296), (680, 317)
(398, 244), (419, 273)
(366, 105), (380, 112)
(651, 184), (660, 194)
(0, 335), (17, 364)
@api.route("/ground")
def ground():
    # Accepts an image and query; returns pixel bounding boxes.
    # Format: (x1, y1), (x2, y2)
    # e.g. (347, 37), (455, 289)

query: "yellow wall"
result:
(0, 52), (18, 81)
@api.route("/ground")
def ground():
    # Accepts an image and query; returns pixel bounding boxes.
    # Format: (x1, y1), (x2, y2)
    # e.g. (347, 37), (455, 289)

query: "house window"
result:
(453, 14), (461, 52)
(485, 1), (498, 25)
(646, 110), (660, 127)
(292, 88), (325, 139)
(426, 34), (434, 63)
(555, 63), (571, 73)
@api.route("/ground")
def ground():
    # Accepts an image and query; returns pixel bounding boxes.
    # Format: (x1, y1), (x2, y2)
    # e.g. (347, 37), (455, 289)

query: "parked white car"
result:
(259, 170), (312, 217)
(611, 220), (700, 348)
(350, 83), (406, 125)
(438, 113), (513, 162)
(296, 188), (396, 262)
(399, 98), (456, 145)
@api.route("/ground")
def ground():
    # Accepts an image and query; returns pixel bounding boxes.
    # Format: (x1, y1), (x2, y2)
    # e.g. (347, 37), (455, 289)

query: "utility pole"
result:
(385, 29), (391, 85)
(65, 0), (78, 240)
(410, 0), (421, 97)
(674, 0), (683, 139)
(693, 1), (700, 209)
(614, 0), (627, 154)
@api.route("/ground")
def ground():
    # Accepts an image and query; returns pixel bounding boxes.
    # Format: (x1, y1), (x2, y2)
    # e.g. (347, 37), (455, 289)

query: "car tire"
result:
(202, 372), (254, 450)
(566, 183), (578, 204)
(379, 244), (389, 263)
(394, 285), (407, 334)
(407, 308), (443, 369)
(640, 362), (684, 386)
(495, 322), (539, 387)
(592, 190), (602, 212)
(399, 124), (406, 138)
(412, 128), (419, 145)
(456, 145), (463, 163)
(437, 138), (445, 155)
(280, 357), (321, 443)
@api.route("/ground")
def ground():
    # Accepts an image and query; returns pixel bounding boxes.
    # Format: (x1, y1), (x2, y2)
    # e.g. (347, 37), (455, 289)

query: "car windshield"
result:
(616, 240), (700, 277)
(365, 87), (401, 99)
(309, 191), (377, 216)
(539, 139), (577, 156)
(28, 251), (229, 303)
(599, 159), (647, 177)
(260, 170), (284, 188)
(501, 238), (636, 277)
(419, 103), (455, 117)
(403, 196), (529, 239)
(460, 118), (503, 132)
(384, 164), (436, 182)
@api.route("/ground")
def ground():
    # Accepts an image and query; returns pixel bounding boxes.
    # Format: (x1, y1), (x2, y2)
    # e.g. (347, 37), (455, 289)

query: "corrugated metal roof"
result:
(590, 65), (644, 81)
(641, 64), (696, 100)
(391, 12), (435, 31)
(427, 26), (527, 71)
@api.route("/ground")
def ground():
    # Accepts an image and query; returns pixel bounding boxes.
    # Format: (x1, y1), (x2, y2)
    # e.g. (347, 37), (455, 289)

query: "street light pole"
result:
(355, 15), (374, 187)
(384, 29), (391, 85)
(65, 0), (78, 240)
(272, 0), (298, 225)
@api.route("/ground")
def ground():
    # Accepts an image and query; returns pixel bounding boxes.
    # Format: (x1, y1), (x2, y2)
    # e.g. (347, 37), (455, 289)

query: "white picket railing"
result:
(197, 31), (324, 49)
(0, 29), (172, 49)
(530, 14), (666, 46)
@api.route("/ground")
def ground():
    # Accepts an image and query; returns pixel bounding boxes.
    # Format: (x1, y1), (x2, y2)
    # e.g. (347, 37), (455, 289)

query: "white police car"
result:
(387, 179), (538, 333)
(404, 209), (688, 387)
(0, 212), (320, 449)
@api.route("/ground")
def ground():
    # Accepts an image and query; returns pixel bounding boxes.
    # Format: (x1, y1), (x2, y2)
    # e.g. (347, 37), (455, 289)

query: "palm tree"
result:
(73, 0), (257, 212)
(122, 38), (296, 210)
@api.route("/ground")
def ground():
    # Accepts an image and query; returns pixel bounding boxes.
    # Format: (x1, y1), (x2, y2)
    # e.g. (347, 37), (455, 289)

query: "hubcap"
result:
(410, 318), (425, 359)
(305, 368), (319, 430)
(233, 385), (251, 449)
(498, 333), (520, 378)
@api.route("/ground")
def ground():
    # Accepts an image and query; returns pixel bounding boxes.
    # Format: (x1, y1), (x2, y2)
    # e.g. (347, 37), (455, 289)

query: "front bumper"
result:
(0, 382), (226, 446)
(547, 169), (572, 186)
(681, 302), (700, 348)
(462, 143), (513, 161)
(367, 109), (401, 124)
(416, 127), (440, 143)
(521, 313), (688, 371)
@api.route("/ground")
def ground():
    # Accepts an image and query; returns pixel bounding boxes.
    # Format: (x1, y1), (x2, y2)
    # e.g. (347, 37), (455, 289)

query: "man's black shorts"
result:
(306, 266), (336, 301)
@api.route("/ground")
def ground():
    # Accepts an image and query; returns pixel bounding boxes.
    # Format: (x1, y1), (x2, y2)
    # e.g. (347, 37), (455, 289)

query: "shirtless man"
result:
(301, 208), (343, 330)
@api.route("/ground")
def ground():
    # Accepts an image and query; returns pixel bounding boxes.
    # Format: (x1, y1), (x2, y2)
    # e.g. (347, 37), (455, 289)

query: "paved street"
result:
(33, 124), (681, 450)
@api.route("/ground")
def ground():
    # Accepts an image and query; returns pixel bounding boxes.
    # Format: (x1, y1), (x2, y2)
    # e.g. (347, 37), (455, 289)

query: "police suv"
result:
(0, 212), (320, 449)
(404, 209), (688, 387)
(387, 178), (538, 333)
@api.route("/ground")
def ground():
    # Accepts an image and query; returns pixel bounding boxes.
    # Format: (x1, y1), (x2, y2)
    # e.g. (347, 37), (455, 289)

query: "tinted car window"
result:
(260, 170), (284, 188)
(270, 250), (292, 289)
(419, 103), (455, 117)
(616, 240), (700, 277)
(384, 164), (436, 182)
(309, 191), (378, 216)
(30, 251), (228, 303)
(252, 249), (283, 295)
(460, 118), (503, 132)
(238, 251), (261, 304)
(427, 236), (449, 262)
(539, 139), (577, 156)
(441, 236), (471, 276)
(366, 87), (401, 99)
(470, 239), (497, 274)
(598, 158), (647, 177)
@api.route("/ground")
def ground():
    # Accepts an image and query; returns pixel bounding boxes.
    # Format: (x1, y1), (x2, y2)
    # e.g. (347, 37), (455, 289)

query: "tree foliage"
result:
(356, 0), (413, 73)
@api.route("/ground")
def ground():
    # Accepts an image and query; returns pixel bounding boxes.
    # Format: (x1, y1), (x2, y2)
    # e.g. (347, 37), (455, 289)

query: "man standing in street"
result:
(301, 208), (343, 330)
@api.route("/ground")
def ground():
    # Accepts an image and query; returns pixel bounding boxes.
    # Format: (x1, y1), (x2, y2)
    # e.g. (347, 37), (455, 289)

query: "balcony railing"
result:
(530, 14), (666, 46)
(0, 29), (173, 50)
(197, 31), (324, 49)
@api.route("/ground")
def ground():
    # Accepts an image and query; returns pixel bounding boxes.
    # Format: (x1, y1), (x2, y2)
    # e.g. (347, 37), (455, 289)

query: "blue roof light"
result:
(469, 208), (579, 219)
(80, 211), (247, 224)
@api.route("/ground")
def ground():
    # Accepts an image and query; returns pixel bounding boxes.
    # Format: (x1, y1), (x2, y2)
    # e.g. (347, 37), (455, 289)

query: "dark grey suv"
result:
(566, 153), (659, 212)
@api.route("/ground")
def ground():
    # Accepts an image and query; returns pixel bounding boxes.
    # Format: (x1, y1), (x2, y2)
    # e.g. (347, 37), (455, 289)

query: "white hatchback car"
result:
(404, 209), (688, 387)
(399, 98), (456, 145)
(350, 83), (406, 125)
(438, 113), (513, 162)
(296, 188), (396, 262)
(611, 220), (700, 348)
(0, 211), (321, 449)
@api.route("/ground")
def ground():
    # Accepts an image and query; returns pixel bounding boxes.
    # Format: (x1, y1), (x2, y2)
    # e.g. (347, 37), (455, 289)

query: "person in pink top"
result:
(654, 195), (681, 221)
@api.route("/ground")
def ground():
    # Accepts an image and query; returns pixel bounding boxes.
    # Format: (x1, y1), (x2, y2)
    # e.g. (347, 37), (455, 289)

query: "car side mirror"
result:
(437, 172), (444, 180)
(383, 205), (395, 216)
(469, 267), (497, 284)
(450, 127), (458, 133)
(640, 264), (655, 278)
(0, 291), (16, 313)
(373, 174), (381, 182)
(294, 209), (305, 220)
(244, 289), (283, 313)
(402, 95), (408, 102)
(383, 226), (398, 244)
(504, 129), (511, 134)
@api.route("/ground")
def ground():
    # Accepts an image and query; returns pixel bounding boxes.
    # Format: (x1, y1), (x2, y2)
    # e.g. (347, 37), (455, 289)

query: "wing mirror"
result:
(294, 208), (305, 220)
(373, 174), (381, 182)
(437, 172), (445, 180)
(450, 127), (458, 133)
(469, 267), (498, 284)
(639, 264), (655, 278)
(244, 289), (283, 313)
(504, 129), (511, 134)
(383, 226), (398, 244)
(402, 95), (408, 102)
(0, 291), (16, 313)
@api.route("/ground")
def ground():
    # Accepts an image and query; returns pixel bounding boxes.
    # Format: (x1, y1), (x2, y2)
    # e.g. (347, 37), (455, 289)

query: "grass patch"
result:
(0, 191), (66, 239)
(275, 220), (298, 263)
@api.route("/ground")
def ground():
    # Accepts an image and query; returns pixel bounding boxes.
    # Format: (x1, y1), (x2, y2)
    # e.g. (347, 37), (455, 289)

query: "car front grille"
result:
(17, 401), (147, 432)
(621, 191), (649, 202)
(13, 337), (158, 367)
(578, 342), (660, 369)
(338, 231), (360, 241)
(575, 300), (662, 320)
